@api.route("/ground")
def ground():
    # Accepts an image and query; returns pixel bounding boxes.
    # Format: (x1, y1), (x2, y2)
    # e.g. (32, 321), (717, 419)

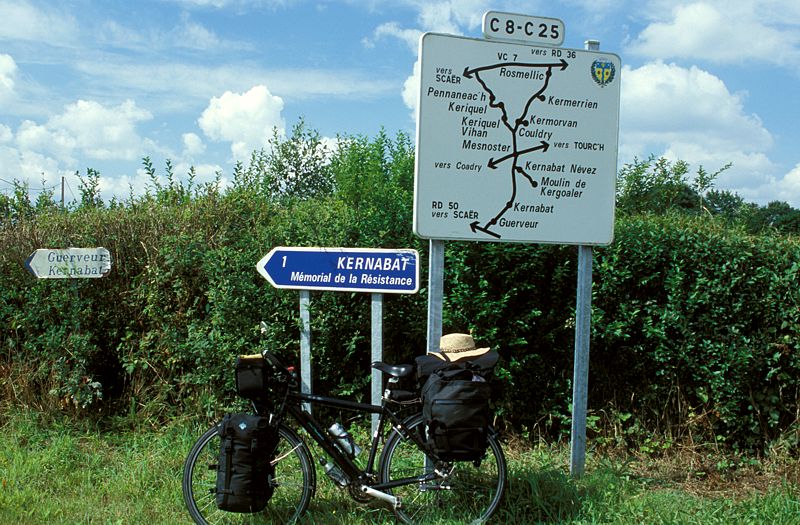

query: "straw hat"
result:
(431, 333), (491, 361)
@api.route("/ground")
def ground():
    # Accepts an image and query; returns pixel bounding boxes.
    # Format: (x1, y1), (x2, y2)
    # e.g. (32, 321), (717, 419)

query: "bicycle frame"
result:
(277, 388), (436, 497)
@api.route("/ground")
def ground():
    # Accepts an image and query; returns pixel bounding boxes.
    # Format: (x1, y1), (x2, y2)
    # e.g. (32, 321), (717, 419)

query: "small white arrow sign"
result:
(25, 247), (112, 279)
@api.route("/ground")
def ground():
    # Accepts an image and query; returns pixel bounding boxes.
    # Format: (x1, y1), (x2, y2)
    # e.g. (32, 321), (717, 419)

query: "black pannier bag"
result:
(235, 354), (268, 401)
(417, 351), (499, 461)
(415, 351), (499, 389)
(215, 413), (279, 513)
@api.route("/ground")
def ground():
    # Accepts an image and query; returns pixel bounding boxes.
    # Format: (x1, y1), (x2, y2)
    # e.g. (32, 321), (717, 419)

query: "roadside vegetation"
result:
(1, 409), (798, 524)
(1, 121), (799, 521)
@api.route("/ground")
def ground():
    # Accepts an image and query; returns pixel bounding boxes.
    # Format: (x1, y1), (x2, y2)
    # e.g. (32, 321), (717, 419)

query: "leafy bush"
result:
(591, 215), (800, 449)
(1, 129), (798, 452)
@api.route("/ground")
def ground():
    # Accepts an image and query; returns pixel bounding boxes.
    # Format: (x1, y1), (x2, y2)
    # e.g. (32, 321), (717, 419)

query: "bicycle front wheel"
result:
(183, 421), (315, 524)
(378, 413), (507, 524)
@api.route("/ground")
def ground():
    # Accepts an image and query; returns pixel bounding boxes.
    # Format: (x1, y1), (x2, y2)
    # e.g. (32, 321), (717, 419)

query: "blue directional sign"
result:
(256, 247), (419, 294)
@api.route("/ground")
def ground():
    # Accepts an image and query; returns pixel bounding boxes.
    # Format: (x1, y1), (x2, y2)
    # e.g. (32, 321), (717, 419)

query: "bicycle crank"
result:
(359, 485), (401, 509)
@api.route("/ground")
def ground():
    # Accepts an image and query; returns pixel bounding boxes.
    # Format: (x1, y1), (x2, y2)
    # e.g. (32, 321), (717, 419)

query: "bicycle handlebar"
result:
(261, 350), (298, 385)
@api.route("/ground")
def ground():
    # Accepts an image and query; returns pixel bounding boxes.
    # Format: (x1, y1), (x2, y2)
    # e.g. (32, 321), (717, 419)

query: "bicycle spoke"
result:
(379, 414), (506, 524)
(183, 423), (314, 525)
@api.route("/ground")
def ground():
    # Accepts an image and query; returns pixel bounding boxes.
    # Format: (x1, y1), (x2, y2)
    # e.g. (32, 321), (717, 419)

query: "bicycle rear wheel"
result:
(183, 421), (315, 524)
(378, 413), (506, 524)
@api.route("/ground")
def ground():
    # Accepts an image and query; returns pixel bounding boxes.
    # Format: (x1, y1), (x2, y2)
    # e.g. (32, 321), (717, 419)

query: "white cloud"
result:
(777, 165), (800, 206)
(98, 14), (250, 53)
(164, 0), (298, 10)
(415, 3), (461, 34)
(171, 14), (236, 51)
(0, 0), (78, 46)
(365, 22), (422, 53)
(735, 163), (800, 208)
(620, 60), (776, 197)
(182, 132), (206, 157)
(0, 53), (17, 103)
(48, 99), (153, 160)
(198, 85), (285, 160)
(621, 61), (771, 147)
(170, 0), (232, 7)
(628, 1), (800, 67)
(0, 142), (70, 194)
(73, 60), (394, 114)
(417, 0), (487, 32)
(364, 0), (488, 51)
(402, 59), (421, 118)
(16, 120), (77, 164)
(166, 0), (249, 7)
(98, 20), (149, 50)
(0, 99), (154, 202)
(384, 1), (491, 127)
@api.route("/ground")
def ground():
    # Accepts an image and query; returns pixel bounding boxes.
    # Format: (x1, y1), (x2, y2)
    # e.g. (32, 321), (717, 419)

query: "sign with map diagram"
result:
(413, 32), (621, 245)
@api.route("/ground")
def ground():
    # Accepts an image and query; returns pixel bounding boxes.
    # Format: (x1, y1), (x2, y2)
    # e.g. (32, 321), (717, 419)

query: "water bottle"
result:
(328, 422), (362, 458)
(319, 457), (348, 487)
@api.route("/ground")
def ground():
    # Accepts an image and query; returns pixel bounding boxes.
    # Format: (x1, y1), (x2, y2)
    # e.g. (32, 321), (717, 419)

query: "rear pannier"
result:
(416, 351), (499, 462)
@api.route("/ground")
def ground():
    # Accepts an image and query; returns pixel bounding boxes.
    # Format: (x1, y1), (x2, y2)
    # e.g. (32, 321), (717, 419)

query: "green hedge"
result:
(1, 133), (798, 451)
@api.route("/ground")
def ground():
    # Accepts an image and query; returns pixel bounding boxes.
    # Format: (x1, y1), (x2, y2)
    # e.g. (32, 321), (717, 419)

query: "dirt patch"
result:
(621, 445), (800, 499)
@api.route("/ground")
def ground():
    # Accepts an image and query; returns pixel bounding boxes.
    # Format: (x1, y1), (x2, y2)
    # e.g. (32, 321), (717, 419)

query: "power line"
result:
(64, 177), (77, 202)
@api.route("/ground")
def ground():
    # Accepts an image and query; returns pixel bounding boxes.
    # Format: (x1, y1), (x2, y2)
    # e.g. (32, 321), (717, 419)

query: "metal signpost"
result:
(257, 247), (419, 423)
(569, 38), (601, 479)
(413, 12), (621, 477)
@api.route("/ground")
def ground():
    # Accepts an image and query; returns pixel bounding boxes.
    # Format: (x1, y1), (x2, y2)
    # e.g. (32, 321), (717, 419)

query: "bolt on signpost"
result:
(257, 247), (419, 427)
(413, 12), (620, 477)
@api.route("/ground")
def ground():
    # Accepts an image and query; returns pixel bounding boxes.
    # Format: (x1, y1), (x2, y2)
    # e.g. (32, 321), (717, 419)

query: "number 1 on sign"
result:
(282, 256), (287, 268)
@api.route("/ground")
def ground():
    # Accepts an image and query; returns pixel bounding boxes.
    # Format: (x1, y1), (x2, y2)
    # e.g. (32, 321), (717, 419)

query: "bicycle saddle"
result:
(371, 362), (414, 378)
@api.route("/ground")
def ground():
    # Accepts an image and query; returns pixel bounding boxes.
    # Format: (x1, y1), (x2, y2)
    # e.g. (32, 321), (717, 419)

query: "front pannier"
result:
(215, 413), (279, 513)
(235, 354), (268, 401)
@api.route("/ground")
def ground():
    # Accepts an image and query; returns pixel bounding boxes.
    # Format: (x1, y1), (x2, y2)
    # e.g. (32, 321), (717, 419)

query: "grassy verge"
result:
(1, 410), (798, 524)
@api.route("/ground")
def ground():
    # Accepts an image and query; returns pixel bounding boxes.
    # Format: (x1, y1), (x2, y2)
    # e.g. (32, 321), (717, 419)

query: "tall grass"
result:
(2, 410), (798, 524)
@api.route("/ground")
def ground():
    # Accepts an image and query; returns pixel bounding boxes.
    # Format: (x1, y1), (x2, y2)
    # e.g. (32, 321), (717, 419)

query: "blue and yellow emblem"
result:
(590, 58), (616, 87)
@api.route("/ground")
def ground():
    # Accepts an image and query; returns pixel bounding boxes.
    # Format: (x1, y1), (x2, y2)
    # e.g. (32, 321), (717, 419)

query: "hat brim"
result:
(428, 346), (491, 361)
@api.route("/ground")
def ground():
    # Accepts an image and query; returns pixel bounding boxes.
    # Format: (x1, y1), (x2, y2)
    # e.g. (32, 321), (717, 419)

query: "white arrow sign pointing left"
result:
(25, 247), (112, 279)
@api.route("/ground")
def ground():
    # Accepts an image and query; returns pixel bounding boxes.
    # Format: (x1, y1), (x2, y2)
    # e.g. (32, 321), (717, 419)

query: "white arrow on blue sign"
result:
(256, 247), (419, 294)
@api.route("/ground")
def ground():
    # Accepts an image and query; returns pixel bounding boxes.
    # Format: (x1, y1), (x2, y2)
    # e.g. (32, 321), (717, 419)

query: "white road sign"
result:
(413, 32), (621, 245)
(25, 247), (112, 279)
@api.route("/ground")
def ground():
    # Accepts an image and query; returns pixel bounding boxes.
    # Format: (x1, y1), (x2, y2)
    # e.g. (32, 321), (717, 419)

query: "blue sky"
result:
(1, 0), (799, 206)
